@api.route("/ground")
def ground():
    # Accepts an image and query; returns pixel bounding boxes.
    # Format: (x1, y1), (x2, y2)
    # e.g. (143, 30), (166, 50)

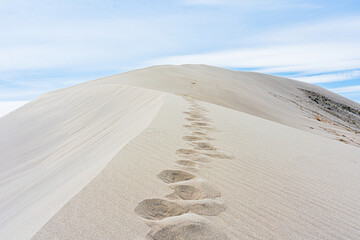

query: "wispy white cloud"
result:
(266, 16), (360, 43)
(151, 42), (360, 75)
(151, 15), (360, 82)
(0, 17), (176, 72)
(294, 70), (360, 83)
(0, 0), (359, 102)
(331, 85), (360, 93)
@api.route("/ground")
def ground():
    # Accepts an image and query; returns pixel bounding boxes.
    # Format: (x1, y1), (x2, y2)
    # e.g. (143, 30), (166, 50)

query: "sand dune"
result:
(96, 65), (360, 146)
(0, 85), (162, 239)
(1, 65), (360, 239)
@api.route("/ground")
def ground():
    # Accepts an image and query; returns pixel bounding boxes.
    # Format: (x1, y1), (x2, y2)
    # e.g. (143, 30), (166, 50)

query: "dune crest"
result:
(0, 65), (359, 239)
(0, 85), (162, 239)
(96, 64), (360, 146)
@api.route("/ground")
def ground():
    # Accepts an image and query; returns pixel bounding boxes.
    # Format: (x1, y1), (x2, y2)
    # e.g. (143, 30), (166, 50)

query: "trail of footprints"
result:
(135, 97), (232, 239)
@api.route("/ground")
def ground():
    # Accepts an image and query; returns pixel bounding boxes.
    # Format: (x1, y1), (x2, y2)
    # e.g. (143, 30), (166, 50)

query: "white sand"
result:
(1, 65), (359, 239)
(96, 65), (360, 145)
(0, 85), (162, 239)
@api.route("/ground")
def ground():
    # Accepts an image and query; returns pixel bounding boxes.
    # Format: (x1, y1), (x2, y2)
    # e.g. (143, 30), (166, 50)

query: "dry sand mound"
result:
(0, 65), (359, 239)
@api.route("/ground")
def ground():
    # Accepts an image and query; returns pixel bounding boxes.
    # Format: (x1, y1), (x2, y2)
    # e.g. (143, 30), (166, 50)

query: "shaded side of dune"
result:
(0, 84), (163, 239)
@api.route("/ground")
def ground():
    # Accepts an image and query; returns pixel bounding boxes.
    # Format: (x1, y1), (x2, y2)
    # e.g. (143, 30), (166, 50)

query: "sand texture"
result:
(0, 65), (359, 239)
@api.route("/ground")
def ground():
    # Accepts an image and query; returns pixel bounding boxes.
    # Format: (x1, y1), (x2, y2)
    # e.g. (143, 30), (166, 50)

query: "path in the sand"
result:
(134, 97), (233, 239)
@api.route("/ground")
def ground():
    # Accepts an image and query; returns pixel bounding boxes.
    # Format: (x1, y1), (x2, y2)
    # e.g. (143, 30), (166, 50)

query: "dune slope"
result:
(0, 84), (162, 239)
(96, 64), (360, 146)
(1, 65), (360, 239)
(34, 93), (360, 240)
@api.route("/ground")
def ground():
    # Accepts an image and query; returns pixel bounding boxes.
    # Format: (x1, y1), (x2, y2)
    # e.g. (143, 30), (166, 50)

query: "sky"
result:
(1, 0), (360, 116)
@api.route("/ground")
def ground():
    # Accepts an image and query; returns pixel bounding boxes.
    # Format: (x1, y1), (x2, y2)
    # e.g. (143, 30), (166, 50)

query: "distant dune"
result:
(0, 65), (359, 239)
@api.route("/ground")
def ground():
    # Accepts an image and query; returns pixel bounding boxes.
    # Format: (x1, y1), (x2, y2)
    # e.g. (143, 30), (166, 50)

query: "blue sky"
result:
(1, 0), (360, 109)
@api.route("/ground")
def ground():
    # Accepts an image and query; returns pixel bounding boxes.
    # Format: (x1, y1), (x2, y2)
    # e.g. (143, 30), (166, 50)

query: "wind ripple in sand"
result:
(135, 97), (230, 239)
(182, 136), (203, 141)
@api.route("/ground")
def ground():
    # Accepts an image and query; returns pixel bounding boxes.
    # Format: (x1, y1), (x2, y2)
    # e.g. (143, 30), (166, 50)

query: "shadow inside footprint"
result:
(158, 170), (195, 183)
(186, 117), (210, 122)
(167, 185), (202, 200)
(187, 202), (227, 216)
(192, 122), (208, 127)
(194, 142), (216, 150)
(183, 136), (203, 141)
(147, 221), (228, 240)
(167, 183), (221, 200)
(188, 113), (204, 119)
(183, 111), (203, 117)
(176, 149), (198, 156)
(134, 199), (188, 220)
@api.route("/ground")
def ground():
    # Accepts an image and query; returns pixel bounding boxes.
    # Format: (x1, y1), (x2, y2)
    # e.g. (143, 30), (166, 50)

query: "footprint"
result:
(183, 136), (203, 141)
(158, 170), (195, 183)
(189, 107), (208, 113)
(188, 113), (204, 119)
(136, 98), (229, 239)
(192, 122), (209, 127)
(189, 108), (203, 113)
(185, 117), (201, 122)
(189, 109), (203, 114)
(134, 199), (188, 220)
(194, 142), (216, 151)
(167, 185), (203, 200)
(183, 111), (203, 117)
(183, 124), (199, 129)
(188, 118), (211, 123)
(199, 127), (217, 132)
(176, 149), (198, 156)
(187, 201), (227, 216)
(167, 182), (221, 200)
(147, 220), (228, 240)
(176, 160), (198, 167)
